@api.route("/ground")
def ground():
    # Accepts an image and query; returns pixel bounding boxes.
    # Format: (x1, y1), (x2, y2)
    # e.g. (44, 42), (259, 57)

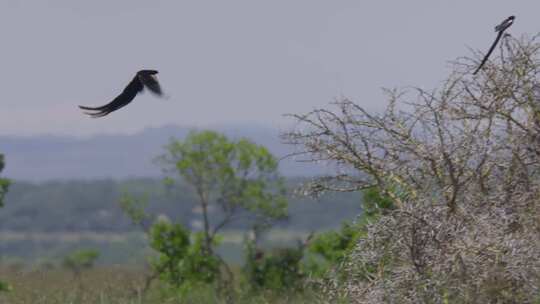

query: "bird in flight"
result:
(473, 16), (515, 75)
(79, 70), (163, 117)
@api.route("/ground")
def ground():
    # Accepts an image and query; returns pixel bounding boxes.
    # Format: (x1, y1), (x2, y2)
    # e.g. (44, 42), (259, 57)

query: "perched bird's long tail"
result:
(473, 30), (504, 75)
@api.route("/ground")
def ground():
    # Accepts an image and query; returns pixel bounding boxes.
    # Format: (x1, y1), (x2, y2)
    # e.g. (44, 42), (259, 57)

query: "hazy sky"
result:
(0, 1), (538, 136)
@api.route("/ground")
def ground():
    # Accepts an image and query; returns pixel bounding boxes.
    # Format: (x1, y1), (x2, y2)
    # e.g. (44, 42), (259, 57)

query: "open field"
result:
(0, 267), (145, 304)
(0, 267), (323, 304)
(0, 230), (324, 303)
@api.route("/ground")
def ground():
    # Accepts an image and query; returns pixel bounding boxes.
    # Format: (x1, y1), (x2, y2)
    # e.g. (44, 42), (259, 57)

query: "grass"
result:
(0, 266), (323, 304)
(1, 267), (146, 304)
(0, 230), (325, 303)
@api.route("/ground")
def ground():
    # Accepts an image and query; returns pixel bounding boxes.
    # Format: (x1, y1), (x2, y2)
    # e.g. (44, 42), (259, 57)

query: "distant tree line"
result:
(0, 178), (359, 233)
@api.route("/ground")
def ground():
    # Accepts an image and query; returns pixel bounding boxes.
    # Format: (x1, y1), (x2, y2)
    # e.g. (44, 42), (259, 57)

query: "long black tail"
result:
(473, 31), (504, 75)
(78, 105), (109, 111)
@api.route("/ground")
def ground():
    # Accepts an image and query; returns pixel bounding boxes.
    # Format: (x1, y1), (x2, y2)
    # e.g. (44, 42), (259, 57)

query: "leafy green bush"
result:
(243, 240), (306, 292)
(0, 281), (12, 292)
(304, 187), (394, 277)
(361, 186), (395, 218)
(305, 221), (363, 278)
(62, 249), (100, 283)
(0, 154), (10, 208)
(0, 153), (11, 293)
(0, 154), (11, 292)
(149, 221), (220, 294)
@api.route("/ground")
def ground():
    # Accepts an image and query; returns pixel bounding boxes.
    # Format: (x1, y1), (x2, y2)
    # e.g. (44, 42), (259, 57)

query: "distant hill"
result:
(0, 124), (328, 181)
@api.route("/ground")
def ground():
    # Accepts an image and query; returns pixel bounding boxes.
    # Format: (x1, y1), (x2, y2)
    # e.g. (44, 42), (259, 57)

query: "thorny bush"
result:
(283, 34), (540, 303)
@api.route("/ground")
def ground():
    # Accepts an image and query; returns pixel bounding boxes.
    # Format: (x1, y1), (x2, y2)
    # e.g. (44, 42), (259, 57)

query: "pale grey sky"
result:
(0, 1), (538, 136)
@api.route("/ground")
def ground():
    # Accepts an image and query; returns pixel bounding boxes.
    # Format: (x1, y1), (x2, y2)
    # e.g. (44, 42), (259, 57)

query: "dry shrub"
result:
(284, 34), (540, 303)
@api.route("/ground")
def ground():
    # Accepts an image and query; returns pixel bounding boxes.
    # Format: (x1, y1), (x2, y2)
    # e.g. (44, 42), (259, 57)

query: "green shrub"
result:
(244, 240), (305, 292)
(149, 221), (220, 294)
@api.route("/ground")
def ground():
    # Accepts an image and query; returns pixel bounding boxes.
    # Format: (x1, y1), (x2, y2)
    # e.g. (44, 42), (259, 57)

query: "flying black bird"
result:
(473, 16), (515, 75)
(79, 70), (163, 117)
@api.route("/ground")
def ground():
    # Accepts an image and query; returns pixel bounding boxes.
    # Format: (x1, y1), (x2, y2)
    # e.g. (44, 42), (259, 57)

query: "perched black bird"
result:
(473, 16), (515, 75)
(79, 70), (163, 117)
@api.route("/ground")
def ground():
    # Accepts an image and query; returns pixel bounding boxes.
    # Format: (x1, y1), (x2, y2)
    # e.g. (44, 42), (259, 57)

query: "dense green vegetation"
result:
(0, 153), (11, 292)
(0, 154), (9, 208)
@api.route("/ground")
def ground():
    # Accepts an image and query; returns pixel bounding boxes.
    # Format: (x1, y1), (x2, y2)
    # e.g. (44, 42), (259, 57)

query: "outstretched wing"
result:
(138, 73), (162, 96)
(79, 75), (143, 117)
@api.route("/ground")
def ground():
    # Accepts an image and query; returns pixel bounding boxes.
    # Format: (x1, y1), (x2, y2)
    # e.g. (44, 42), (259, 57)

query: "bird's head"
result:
(138, 69), (159, 76)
